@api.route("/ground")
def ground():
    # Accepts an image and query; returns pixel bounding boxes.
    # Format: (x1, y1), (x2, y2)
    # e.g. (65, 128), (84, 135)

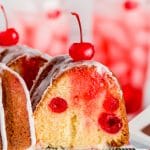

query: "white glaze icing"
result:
(30, 58), (52, 94)
(0, 45), (51, 64)
(54, 57), (122, 97)
(30, 55), (69, 109)
(31, 55), (123, 110)
(0, 63), (36, 149)
(0, 44), (51, 90)
(17, 45), (51, 60)
(0, 78), (7, 150)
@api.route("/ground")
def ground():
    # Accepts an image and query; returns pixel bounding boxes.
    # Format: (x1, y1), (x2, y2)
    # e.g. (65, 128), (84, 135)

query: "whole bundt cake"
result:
(31, 55), (129, 149)
(0, 63), (36, 150)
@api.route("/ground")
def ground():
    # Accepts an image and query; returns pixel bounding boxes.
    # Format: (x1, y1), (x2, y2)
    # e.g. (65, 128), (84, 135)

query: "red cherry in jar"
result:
(0, 5), (19, 46)
(69, 12), (95, 61)
(124, 0), (138, 10)
(47, 10), (61, 19)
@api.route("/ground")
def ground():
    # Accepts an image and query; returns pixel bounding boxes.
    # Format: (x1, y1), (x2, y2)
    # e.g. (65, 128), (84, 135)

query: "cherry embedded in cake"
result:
(31, 55), (129, 149)
(48, 97), (68, 113)
(0, 63), (35, 149)
(103, 94), (119, 112)
(98, 112), (122, 134)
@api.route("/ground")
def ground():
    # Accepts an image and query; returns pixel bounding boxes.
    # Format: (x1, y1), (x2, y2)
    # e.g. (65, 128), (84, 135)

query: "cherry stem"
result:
(71, 12), (83, 43)
(0, 5), (8, 29)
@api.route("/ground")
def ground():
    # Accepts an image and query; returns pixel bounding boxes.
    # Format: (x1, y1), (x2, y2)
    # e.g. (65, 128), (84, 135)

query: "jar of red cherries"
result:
(93, 0), (150, 116)
(2, 0), (70, 56)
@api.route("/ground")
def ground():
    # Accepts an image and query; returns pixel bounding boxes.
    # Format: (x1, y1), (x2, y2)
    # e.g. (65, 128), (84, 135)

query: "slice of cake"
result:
(0, 45), (50, 90)
(0, 63), (36, 150)
(31, 55), (129, 149)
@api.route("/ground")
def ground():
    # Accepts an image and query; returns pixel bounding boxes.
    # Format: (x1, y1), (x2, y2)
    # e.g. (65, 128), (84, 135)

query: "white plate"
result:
(129, 105), (150, 149)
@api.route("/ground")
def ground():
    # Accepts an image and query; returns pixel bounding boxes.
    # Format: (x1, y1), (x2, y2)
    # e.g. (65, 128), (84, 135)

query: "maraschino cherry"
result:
(124, 0), (138, 10)
(48, 97), (68, 113)
(69, 12), (95, 61)
(98, 112), (122, 134)
(47, 10), (61, 19)
(103, 95), (119, 112)
(0, 5), (19, 46)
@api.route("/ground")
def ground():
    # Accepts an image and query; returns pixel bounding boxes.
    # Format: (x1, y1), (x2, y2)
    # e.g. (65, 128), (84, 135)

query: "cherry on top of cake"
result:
(0, 5), (19, 46)
(69, 12), (95, 61)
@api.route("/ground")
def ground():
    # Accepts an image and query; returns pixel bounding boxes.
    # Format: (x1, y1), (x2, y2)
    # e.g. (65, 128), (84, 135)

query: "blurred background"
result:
(0, 0), (150, 119)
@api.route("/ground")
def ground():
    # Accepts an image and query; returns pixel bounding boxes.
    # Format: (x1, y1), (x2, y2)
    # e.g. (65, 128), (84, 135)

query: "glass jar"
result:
(93, 0), (150, 115)
(2, 0), (70, 56)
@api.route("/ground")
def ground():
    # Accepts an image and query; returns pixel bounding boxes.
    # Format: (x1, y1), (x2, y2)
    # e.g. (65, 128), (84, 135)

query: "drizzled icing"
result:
(0, 45), (51, 65)
(30, 55), (71, 110)
(31, 55), (122, 111)
(0, 63), (36, 149)
(0, 78), (7, 150)
(0, 45), (51, 90)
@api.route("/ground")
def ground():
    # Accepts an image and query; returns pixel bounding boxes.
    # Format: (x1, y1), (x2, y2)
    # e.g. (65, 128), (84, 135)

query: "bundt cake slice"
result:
(0, 63), (36, 150)
(0, 78), (7, 150)
(0, 45), (50, 90)
(31, 55), (129, 149)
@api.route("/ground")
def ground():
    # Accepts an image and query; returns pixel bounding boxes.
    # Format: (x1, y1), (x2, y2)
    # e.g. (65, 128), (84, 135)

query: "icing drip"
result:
(0, 49), (8, 61)
(0, 45), (50, 65)
(0, 46), (26, 64)
(0, 78), (7, 150)
(31, 55), (122, 111)
(0, 63), (36, 149)
(0, 45), (51, 90)
(31, 55), (71, 110)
